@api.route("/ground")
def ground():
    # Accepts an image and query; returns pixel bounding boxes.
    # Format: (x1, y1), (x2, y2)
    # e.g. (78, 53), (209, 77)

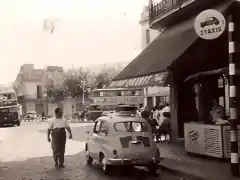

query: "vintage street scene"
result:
(0, 0), (240, 179)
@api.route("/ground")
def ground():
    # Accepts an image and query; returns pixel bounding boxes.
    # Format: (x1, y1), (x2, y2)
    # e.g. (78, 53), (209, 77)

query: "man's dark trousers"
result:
(51, 128), (66, 164)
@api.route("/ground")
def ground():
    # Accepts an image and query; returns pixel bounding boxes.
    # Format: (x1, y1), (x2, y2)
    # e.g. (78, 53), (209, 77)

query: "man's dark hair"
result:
(141, 110), (150, 119)
(159, 104), (165, 110)
(55, 108), (62, 114)
(165, 102), (170, 106)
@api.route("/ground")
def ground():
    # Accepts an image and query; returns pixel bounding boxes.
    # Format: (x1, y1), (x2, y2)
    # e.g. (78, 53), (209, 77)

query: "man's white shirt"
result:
(49, 117), (69, 129)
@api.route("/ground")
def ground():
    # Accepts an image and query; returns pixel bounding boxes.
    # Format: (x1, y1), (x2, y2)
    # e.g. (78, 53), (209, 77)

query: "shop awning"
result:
(185, 67), (240, 82)
(109, 71), (168, 88)
(112, 1), (233, 87)
(114, 18), (198, 81)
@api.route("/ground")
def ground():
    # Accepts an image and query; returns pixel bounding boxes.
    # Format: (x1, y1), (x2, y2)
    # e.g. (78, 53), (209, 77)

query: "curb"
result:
(157, 163), (205, 180)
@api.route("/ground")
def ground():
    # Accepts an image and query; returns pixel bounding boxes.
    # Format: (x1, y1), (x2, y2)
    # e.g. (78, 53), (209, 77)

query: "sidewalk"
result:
(158, 140), (240, 180)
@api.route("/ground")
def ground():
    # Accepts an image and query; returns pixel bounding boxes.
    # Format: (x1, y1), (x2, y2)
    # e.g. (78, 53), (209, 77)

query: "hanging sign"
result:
(194, 9), (226, 40)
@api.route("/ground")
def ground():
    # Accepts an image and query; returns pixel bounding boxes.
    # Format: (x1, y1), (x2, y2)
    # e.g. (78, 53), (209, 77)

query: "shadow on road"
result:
(0, 151), (162, 180)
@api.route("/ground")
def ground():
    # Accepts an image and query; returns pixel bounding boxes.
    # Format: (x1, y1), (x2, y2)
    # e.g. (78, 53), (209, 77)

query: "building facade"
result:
(140, 5), (160, 49)
(14, 64), (73, 117)
(140, 7), (169, 108)
(109, 5), (170, 109)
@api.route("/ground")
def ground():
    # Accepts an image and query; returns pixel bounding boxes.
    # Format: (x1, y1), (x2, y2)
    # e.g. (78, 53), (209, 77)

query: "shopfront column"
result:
(144, 87), (148, 107)
(153, 96), (156, 107)
(169, 72), (179, 142)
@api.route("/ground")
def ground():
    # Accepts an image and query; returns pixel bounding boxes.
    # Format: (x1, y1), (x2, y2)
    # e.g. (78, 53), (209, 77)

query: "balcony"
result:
(151, 0), (187, 20)
(149, 0), (225, 29)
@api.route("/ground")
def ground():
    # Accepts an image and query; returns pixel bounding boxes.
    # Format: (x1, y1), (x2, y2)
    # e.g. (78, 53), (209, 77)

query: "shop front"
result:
(110, 72), (170, 108)
(182, 68), (240, 158)
(167, 2), (240, 159)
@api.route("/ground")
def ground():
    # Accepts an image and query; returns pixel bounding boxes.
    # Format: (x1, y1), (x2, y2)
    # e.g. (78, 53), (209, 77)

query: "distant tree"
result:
(63, 67), (94, 98)
(45, 84), (68, 107)
(93, 67), (120, 89)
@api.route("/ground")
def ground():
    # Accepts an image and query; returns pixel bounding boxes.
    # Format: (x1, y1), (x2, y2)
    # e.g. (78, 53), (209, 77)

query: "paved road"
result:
(0, 122), (196, 180)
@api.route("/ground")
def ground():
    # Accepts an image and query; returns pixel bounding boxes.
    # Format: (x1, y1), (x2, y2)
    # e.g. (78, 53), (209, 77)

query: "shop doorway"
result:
(147, 97), (153, 109)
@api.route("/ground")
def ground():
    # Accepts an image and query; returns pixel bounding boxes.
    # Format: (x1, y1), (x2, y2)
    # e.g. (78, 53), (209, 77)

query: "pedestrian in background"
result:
(159, 111), (171, 142)
(162, 102), (170, 113)
(42, 112), (45, 121)
(47, 108), (73, 168)
(152, 106), (161, 142)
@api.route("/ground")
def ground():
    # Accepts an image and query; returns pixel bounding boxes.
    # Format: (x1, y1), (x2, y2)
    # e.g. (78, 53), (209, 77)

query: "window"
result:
(114, 122), (148, 133)
(146, 29), (150, 45)
(37, 85), (42, 98)
(93, 121), (101, 134)
(99, 121), (109, 136)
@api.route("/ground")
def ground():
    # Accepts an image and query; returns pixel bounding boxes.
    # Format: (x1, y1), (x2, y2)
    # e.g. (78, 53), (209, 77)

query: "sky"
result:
(0, 0), (148, 84)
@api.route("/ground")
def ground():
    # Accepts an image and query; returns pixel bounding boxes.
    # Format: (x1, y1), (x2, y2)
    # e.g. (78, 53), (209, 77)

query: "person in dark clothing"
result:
(47, 108), (73, 168)
(159, 111), (171, 141)
(42, 112), (45, 120)
(141, 108), (157, 137)
(141, 109), (152, 125)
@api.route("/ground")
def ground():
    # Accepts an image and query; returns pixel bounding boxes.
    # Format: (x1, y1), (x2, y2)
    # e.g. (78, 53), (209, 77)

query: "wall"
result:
(140, 6), (166, 108)
(25, 102), (35, 112)
(23, 82), (42, 99)
(47, 102), (58, 117)
(140, 6), (160, 49)
(46, 99), (86, 118)
(45, 70), (64, 87)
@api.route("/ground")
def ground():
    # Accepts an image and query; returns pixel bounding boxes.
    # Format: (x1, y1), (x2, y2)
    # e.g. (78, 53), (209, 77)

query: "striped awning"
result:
(109, 72), (168, 88)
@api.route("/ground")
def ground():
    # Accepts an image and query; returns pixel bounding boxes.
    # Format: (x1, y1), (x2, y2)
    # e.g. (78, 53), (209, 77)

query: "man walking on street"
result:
(47, 108), (73, 168)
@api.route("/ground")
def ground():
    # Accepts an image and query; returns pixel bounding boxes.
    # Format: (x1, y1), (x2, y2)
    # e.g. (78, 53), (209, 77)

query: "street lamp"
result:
(44, 92), (48, 119)
(77, 80), (85, 107)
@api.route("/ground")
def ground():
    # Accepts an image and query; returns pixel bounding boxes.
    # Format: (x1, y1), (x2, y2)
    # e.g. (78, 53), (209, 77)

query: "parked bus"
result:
(0, 90), (21, 126)
(89, 88), (143, 121)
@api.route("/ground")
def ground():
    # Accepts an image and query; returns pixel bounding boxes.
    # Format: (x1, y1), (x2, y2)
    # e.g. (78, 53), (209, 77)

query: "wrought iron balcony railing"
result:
(150, 0), (188, 23)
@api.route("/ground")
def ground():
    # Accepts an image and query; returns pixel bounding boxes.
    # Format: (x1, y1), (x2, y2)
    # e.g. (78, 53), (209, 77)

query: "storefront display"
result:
(184, 67), (240, 159)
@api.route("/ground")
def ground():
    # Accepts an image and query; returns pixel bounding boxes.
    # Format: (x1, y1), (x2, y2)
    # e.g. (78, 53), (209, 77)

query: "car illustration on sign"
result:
(200, 17), (219, 28)
(85, 113), (161, 174)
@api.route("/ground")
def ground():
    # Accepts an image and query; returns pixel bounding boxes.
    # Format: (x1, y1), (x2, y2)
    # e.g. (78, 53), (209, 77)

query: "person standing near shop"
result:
(162, 102), (170, 113)
(210, 98), (228, 125)
(152, 106), (161, 142)
(141, 108), (152, 126)
(47, 108), (73, 168)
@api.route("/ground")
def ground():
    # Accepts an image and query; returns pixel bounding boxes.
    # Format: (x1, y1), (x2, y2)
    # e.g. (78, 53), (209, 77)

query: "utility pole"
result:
(82, 81), (85, 106)
(228, 14), (239, 177)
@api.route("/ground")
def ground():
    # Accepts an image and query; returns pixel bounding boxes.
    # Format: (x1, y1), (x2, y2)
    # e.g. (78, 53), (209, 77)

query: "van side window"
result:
(99, 121), (109, 136)
(93, 121), (101, 134)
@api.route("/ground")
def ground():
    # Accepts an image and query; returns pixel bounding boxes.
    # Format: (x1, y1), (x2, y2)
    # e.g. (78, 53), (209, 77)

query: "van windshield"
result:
(114, 121), (148, 133)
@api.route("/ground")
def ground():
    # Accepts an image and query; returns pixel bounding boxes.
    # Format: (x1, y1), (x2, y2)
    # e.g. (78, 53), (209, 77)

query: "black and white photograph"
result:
(0, 0), (239, 179)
